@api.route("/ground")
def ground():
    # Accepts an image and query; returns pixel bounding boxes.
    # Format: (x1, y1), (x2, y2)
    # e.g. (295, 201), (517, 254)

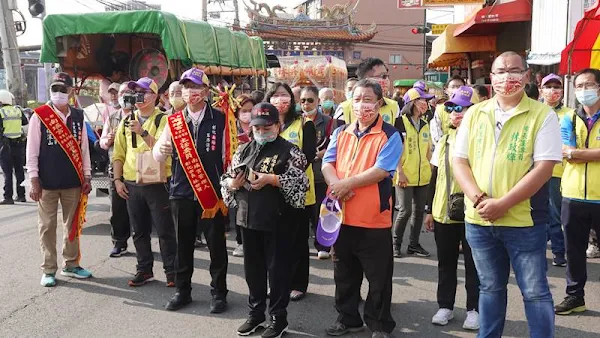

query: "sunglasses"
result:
(50, 86), (68, 94)
(301, 98), (315, 103)
(445, 105), (464, 113)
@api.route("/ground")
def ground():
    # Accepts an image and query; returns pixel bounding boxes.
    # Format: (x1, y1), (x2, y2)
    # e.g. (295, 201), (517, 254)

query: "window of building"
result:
(389, 54), (402, 65)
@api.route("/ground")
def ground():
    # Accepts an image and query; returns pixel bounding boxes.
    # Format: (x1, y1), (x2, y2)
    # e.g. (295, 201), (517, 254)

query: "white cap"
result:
(0, 90), (13, 105)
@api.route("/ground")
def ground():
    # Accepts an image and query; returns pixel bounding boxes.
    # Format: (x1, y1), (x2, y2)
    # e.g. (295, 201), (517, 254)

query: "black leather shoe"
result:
(0, 199), (14, 205)
(16, 196), (26, 203)
(165, 291), (192, 311)
(210, 296), (228, 313)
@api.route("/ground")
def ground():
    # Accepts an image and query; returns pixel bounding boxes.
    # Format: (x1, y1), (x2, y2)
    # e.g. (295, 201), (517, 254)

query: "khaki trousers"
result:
(38, 187), (82, 274)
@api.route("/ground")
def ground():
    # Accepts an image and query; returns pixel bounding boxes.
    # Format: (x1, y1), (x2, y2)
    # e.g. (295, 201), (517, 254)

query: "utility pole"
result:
(40, 0), (52, 103)
(233, 0), (240, 28)
(202, 0), (208, 21)
(0, 0), (25, 105)
(422, 9), (427, 78)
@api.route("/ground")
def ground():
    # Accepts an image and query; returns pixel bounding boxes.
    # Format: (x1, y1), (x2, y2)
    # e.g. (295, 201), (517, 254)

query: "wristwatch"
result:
(566, 149), (574, 160)
(113, 177), (124, 183)
(140, 130), (149, 137)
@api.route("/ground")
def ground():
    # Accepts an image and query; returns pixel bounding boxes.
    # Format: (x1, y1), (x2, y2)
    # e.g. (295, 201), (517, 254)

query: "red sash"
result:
(168, 111), (226, 218)
(35, 104), (88, 241)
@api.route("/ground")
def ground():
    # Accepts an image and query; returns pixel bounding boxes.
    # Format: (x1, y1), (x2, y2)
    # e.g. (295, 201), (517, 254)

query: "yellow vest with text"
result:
(552, 105), (575, 178)
(280, 118), (316, 206)
(465, 96), (548, 227)
(0, 105), (23, 139)
(561, 109), (600, 201)
(432, 131), (463, 224)
(341, 97), (398, 126)
(396, 114), (432, 187)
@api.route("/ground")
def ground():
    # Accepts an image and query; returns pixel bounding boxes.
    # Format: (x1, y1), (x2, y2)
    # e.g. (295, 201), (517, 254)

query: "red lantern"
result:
(393, 65), (398, 69)
(405, 66), (409, 70)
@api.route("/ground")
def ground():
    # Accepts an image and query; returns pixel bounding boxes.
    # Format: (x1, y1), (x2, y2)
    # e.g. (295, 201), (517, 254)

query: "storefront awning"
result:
(454, 0), (532, 37)
(527, 52), (561, 66)
(428, 24), (496, 68)
(559, 2), (600, 75)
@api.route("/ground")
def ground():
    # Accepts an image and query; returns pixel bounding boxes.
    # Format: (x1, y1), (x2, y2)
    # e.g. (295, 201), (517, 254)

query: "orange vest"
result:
(334, 118), (396, 229)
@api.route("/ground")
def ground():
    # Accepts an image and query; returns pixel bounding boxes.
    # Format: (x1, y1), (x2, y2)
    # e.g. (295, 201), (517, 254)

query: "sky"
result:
(14, 0), (451, 47)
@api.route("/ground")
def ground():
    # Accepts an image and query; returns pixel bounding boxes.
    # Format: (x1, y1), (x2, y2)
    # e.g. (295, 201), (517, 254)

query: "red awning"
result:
(559, 2), (600, 75)
(454, 0), (532, 37)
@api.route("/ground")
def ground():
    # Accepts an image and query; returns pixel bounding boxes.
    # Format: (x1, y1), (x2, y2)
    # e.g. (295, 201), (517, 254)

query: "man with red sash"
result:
(26, 72), (93, 287)
(153, 68), (229, 313)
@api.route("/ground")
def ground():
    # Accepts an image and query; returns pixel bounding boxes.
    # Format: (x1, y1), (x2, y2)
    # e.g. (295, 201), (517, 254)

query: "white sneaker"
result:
(232, 244), (244, 257)
(463, 310), (480, 330)
(432, 308), (453, 326)
(586, 244), (600, 258)
(317, 251), (331, 260)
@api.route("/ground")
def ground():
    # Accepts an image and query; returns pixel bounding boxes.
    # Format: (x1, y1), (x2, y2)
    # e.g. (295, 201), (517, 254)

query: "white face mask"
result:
(118, 97), (126, 109)
(50, 92), (69, 107)
(239, 111), (252, 123)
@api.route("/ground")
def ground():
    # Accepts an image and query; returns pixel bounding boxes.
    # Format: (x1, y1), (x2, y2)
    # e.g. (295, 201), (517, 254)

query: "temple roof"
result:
(243, 0), (377, 42)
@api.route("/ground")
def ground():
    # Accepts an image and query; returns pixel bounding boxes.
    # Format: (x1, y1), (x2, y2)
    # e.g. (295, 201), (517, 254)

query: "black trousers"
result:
(0, 141), (25, 200)
(311, 182), (330, 252)
(333, 225), (396, 333)
(433, 221), (479, 311)
(110, 182), (130, 249)
(242, 225), (293, 320)
(563, 199), (600, 298)
(290, 207), (310, 292)
(171, 198), (229, 297)
(125, 182), (176, 274)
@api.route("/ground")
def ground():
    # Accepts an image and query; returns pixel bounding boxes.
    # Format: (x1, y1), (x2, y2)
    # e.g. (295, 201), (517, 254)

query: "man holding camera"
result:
(112, 77), (177, 287)
(153, 68), (229, 313)
(100, 82), (134, 257)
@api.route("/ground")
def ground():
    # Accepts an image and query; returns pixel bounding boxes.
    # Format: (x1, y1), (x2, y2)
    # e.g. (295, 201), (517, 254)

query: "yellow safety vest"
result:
(341, 97), (398, 126)
(435, 104), (450, 140)
(432, 131), (463, 224)
(0, 105), (23, 139)
(396, 114), (432, 187)
(551, 105), (575, 178)
(280, 118), (316, 206)
(465, 95), (548, 227)
(561, 109), (600, 201)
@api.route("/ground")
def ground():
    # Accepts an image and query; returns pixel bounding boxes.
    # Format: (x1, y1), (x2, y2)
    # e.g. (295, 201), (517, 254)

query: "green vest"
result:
(465, 95), (548, 227)
(341, 97), (398, 125)
(552, 105), (575, 178)
(0, 105), (23, 139)
(280, 118), (316, 206)
(432, 131), (463, 224)
(561, 109), (600, 201)
(435, 104), (450, 140)
(396, 114), (432, 187)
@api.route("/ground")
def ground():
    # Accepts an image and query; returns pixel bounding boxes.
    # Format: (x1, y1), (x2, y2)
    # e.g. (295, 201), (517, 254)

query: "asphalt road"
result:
(1, 180), (599, 337)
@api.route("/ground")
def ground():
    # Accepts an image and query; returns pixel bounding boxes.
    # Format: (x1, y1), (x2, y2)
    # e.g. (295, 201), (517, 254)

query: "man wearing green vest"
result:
(554, 68), (600, 316)
(337, 58), (399, 126)
(453, 52), (562, 337)
(540, 73), (573, 268)
(0, 89), (28, 204)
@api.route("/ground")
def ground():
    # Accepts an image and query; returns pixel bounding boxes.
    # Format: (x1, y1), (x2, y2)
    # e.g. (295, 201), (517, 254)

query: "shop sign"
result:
(422, 0), (485, 5)
(431, 24), (449, 35)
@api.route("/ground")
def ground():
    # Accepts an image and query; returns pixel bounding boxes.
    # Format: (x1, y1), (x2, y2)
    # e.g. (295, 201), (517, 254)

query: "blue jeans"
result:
(466, 222), (555, 338)
(547, 177), (565, 256)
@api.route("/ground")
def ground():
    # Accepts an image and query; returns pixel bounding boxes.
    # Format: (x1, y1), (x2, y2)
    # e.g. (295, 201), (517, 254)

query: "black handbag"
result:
(444, 135), (465, 222)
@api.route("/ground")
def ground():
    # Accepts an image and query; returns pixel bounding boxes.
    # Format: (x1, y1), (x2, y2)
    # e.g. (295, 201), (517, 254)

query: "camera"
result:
(122, 92), (145, 109)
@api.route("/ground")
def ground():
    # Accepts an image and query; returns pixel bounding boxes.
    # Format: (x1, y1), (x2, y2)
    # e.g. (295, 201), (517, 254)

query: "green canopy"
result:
(393, 79), (420, 87)
(40, 10), (266, 70)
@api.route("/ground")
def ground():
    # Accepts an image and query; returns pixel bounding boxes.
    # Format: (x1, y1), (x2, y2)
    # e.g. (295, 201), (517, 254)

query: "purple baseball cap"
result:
(180, 68), (210, 86)
(541, 73), (563, 87)
(316, 196), (343, 247)
(413, 80), (427, 91)
(128, 77), (158, 94)
(404, 87), (434, 103)
(445, 86), (474, 107)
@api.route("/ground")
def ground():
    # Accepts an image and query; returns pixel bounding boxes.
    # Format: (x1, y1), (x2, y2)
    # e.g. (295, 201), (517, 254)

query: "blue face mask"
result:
(345, 91), (353, 101)
(254, 130), (278, 145)
(575, 89), (600, 106)
(321, 100), (335, 110)
(295, 103), (302, 112)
